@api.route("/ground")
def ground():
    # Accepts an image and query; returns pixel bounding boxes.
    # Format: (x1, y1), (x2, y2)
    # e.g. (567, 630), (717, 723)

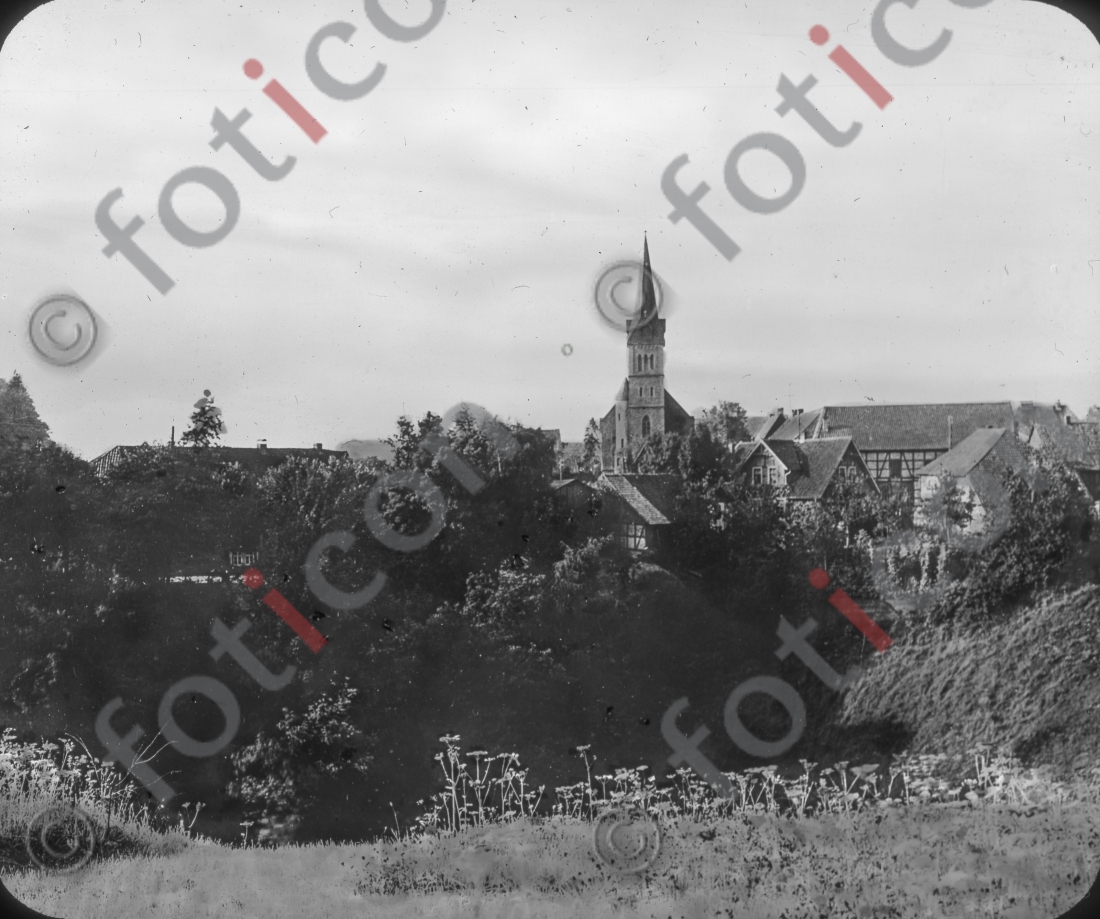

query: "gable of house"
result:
(786, 437), (875, 500)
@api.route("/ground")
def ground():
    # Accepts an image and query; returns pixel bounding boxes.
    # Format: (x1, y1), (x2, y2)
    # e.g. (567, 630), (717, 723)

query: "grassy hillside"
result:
(826, 585), (1100, 784)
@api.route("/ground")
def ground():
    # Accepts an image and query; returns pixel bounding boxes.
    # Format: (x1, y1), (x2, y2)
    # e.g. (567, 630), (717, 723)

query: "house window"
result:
(642, 416), (651, 438)
(752, 466), (763, 485)
(768, 466), (779, 485)
(889, 458), (902, 479)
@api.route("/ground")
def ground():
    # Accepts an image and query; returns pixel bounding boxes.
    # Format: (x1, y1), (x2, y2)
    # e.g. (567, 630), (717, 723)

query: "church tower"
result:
(600, 237), (693, 472)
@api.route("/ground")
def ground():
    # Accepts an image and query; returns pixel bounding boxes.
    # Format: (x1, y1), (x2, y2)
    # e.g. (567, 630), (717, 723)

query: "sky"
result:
(1, 0), (1098, 459)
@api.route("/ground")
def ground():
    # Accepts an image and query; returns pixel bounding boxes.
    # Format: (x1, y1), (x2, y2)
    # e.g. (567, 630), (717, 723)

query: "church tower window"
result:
(642, 416), (651, 438)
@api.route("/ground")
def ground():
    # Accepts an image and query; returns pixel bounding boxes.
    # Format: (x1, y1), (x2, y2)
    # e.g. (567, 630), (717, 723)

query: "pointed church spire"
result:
(627, 235), (661, 343)
(638, 234), (657, 324)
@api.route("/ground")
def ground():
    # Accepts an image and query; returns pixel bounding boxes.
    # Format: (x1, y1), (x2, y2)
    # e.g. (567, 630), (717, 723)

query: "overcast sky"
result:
(1, 0), (1097, 459)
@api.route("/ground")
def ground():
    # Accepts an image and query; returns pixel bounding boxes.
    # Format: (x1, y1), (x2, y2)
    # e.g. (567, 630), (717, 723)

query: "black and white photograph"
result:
(2, 0), (1100, 916)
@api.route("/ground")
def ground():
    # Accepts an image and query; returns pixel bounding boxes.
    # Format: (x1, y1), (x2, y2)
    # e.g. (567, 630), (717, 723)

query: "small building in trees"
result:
(90, 442), (349, 579)
(913, 427), (1029, 533)
(598, 238), (694, 472)
(594, 472), (681, 552)
(1014, 400), (1100, 502)
(91, 441), (348, 478)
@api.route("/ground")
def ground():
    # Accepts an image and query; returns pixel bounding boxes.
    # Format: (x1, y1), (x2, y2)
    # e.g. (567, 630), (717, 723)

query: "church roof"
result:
(664, 390), (692, 427)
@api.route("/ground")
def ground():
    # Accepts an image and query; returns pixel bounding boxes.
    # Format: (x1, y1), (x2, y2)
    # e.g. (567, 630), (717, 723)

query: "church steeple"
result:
(627, 235), (661, 345)
(599, 235), (693, 473)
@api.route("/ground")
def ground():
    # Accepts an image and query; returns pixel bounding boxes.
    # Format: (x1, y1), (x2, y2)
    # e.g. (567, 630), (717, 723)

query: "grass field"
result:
(5, 799), (1098, 918)
(4, 734), (1099, 918)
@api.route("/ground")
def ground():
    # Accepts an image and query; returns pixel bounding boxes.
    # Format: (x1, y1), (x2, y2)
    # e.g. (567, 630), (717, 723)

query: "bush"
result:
(226, 678), (374, 827)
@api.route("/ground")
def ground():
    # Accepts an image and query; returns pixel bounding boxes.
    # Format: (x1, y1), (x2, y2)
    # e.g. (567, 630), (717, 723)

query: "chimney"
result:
(170, 425), (175, 447)
(314, 442), (323, 450)
(257, 440), (267, 452)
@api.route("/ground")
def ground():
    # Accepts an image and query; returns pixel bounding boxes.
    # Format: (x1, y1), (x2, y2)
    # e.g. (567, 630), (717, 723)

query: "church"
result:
(599, 238), (694, 472)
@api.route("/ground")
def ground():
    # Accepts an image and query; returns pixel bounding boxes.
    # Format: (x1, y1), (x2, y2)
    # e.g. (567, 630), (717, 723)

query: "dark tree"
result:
(0, 371), (50, 450)
(698, 400), (750, 449)
(581, 418), (601, 474)
(179, 389), (225, 447)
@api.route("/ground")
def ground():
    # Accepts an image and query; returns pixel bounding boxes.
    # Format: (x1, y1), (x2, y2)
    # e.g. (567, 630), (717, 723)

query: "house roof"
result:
(731, 440), (779, 477)
(743, 416), (767, 438)
(1015, 402), (1100, 469)
(550, 477), (596, 491)
(597, 473), (680, 525)
(91, 444), (349, 477)
(559, 441), (587, 466)
(745, 410), (786, 441)
(914, 427), (1027, 479)
(765, 440), (802, 475)
(732, 436), (871, 500)
(1076, 423), (1100, 469)
(770, 409), (822, 442)
(787, 437), (860, 500)
(815, 402), (1016, 450)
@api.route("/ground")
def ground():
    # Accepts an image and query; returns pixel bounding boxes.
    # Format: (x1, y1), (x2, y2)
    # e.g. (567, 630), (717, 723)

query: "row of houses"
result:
(554, 400), (1100, 555)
